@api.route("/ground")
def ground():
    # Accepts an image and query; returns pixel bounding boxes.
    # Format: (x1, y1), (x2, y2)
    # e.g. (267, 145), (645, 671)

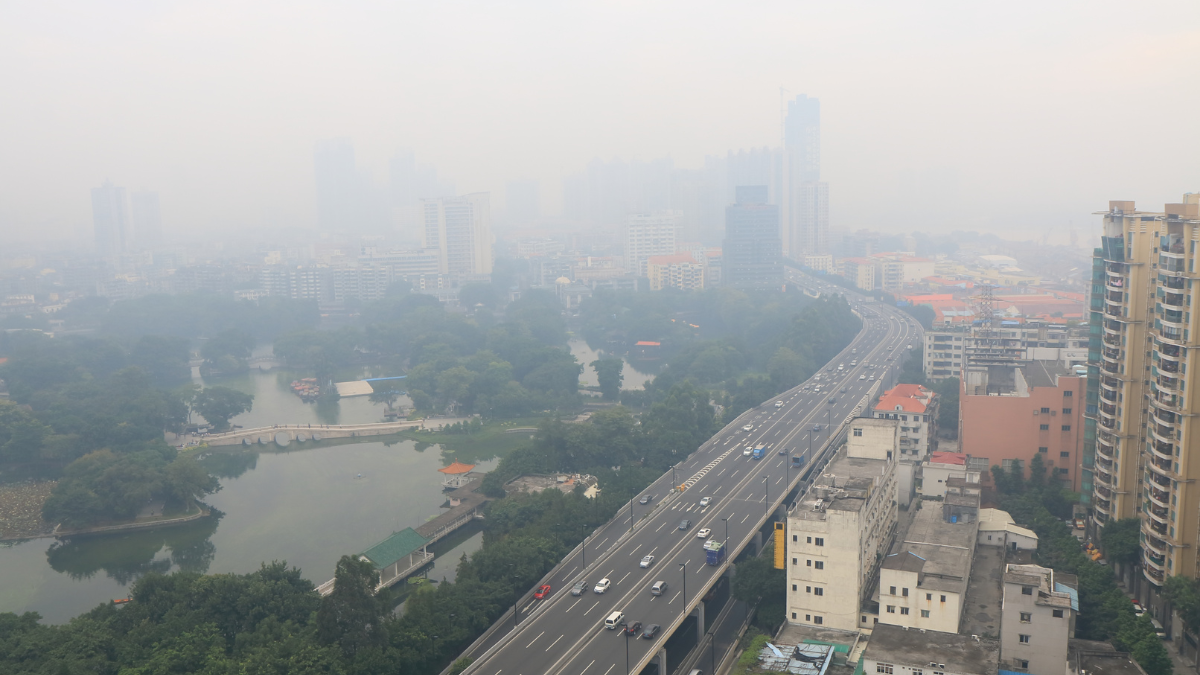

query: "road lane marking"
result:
(527, 631), (544, 648)
(566, 598), (582, 612)
(546, 634), (563, 651)
(741, 513), (750, 523)
(566, 566), (577, 578)
(603, 665), (615, 675)
(655, 522), (665, 532)
(584, 601), (600, 615)
(618, 571), (630, 584)
(668, 591), (681, 604)
(629, 544), (641, 556)
(597, 537), (608, 548)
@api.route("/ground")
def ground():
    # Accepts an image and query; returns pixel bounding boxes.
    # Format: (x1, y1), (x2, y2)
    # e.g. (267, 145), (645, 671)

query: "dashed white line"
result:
(566, 598), (582, 612)
(618, 571), (630, 584)
(668, 591), (681, 604)
(629, 544), (641, 556)
(545, 634), (563, 652)
(526, 631), (544, 648)
(584, 601), (600, 615)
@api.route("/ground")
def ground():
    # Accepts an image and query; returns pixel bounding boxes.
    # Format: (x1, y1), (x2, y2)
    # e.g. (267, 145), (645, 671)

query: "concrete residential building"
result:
(876, 505), (978, 634)
(922, 451), (981, 499)
(645, 253), (705, 291)
(960, 360), (1085, 491)
(862, 624), (999, 675)
(782, 95), (829, 257)
(924, 324), (1089, 383)
(840, 257), (876, 292)
(420, 193), (493, 276)
(722, 185), (782, 288)
(786, 418), (899, 631)
(873, 384), (939, 458)
(1000, 564), (1076, 675)
(624, 210), (680, 277)
(1086, 194), (1200, 594)
(977, 508), (1039, 552)
(803, 254), (834, 273)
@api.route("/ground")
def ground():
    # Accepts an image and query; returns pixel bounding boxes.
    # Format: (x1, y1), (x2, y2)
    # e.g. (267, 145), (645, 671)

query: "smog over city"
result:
(0, 3), (1198, 675)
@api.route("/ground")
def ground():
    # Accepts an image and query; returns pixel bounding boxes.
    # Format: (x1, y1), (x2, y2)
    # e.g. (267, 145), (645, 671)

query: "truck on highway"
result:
(704, 539), (726, 566)
(751, 444), (766, 460)
(791, 453), (807, 469)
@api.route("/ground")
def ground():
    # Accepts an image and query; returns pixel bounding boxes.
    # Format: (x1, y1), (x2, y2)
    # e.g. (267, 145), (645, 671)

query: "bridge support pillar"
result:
(695, 602), (705, 642)
(656, 647), (667, 675)
(753, 530), (763, 555)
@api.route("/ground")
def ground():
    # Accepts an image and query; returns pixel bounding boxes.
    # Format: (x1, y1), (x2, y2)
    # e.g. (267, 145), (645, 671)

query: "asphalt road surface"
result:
(461, 283), (920, 675)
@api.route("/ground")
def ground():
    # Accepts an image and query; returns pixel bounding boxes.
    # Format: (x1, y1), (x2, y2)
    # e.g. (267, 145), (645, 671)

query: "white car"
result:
(696, 528), (711, 539)
(742, 424), (753, 432)
(859, 374), (866, 380)
(594, 578), (611, 594)
(640, 555), (655, 568)
(743, 446), (753, 456)
(774, 401), (784, 408)
(699, 496), (712, 507)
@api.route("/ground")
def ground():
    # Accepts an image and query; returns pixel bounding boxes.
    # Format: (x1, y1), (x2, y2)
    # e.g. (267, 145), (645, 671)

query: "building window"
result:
(1060, 451), (1070, 458)
(862, 616), (867, 623)
(815, 538), (824, 546)
(806, 614), (811, 621)
(1041, 407), (1050, 413)
(1017, 660), (1029, 670)
(806, 586), (811, 593)
(792, 558), (797, 565)
(1062, 425), (1072, 431)
(1038, 446), (1048, 453)
(1020, 612), (1032, 623)
(877, 664), (894, 674)
(1053, 609), (1064, 618)
(941, 595), (946, 602)
(814, 561), (824, 569)
(1022, 587), (1033, 595)
(890, 586), (896, 595)
(792, 535), (797, 542)
(814, 587), (824, 596)
(926, 593), (932, 600)
(814, 616), (823, 625)
(1040, 424), (1050, 431)
(792, 612), (797, 619)
(1063, 408), (1072, 414)
(886, 605), (895, 613)
(921, 610), (930, 618)
(854, 428), (863, 437)
(806, 559), (811, 566)
(1064, 391), (1073, 397)
(902, 588), (909, 597)
(900, 607), (910, 615)
(1019, 634), (1031, 644)
(807, 537), (812, 543)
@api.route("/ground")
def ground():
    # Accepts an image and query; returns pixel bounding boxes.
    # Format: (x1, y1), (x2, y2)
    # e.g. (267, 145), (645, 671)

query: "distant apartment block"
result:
(646, 253), (704, 291)
(420, 193), (493, 276)
(91, 180), (131, 255)
(723, 185), (782, 288)
(624, 211), (680, 276)
(863, 624), (998, 675)
(803, 254), (834, 273)
(261, 265), (326, 301)
(839, 257), (875, 291)
(787, 418), (898, 631)
(924, 322), (1087, 382)
(961, 360), (1085, 492)
(873, 384), (938, 458)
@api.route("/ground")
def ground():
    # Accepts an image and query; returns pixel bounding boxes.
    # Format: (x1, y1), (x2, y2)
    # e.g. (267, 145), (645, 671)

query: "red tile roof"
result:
(930, 451), (966, 466)
(875, 383), (935, 414)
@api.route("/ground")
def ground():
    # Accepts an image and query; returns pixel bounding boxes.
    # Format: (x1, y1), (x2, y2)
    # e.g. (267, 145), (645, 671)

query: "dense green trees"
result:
(191, 386), (254, 431)
(199, 329), (255, 377)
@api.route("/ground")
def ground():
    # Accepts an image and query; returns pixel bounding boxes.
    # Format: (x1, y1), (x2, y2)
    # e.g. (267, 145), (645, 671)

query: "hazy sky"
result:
(2, 1), (1198, 243)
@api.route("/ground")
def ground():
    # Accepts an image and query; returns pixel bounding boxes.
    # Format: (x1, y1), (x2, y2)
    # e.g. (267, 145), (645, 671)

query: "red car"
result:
(534, 584), (552, 600)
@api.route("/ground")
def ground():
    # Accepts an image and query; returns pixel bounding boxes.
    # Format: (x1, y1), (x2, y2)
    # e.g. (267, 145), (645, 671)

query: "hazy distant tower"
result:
(723, 185), (783, 288)
(419, 193), (494, 276)
(782, 95), (829, 258)
(91, 180), (130, 255)
(624, 211), (681, 277)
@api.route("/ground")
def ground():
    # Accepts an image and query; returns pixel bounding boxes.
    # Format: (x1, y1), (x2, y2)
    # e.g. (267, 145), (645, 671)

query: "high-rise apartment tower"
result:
(91, 180), (130, 255)
(723, 185), (782, 288)
(419, 193), (493, 277)
(782, 95), (829, 258)
(1087, 195), (1200, 590)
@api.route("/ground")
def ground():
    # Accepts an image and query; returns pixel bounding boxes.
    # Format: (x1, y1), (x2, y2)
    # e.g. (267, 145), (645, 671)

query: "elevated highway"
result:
(455, 282), (922, 675)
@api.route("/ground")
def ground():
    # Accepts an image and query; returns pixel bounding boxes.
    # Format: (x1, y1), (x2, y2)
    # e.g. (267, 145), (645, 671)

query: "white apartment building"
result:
(924, 323), (1088, 383)
(787, 418), (898, 631)
(420, 193), (493, 276)
(873, 384), (938, 458)
(803, 254), (834, 273)
(1000, 564), (1076, 675)
(624, 211), (681, 276)
(876, 504), (978, 634)
(921, 451), (980, 499)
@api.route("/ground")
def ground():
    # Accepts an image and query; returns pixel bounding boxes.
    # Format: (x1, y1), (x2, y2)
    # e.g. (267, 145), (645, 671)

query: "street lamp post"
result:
(680, 562), (687, 608)
(764, 476), (769, 515)
(621, 622), (631, 674)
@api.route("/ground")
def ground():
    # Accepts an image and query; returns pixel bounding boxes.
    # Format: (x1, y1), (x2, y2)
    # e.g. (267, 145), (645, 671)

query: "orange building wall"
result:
(959, 375), (1085, 491)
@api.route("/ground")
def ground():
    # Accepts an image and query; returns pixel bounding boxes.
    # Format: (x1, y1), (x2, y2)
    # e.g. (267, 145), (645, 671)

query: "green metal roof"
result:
(360, 528), (428, 569)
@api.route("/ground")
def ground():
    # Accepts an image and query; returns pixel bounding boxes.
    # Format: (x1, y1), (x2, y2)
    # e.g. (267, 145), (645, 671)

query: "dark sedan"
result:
(641, 624), (661, 639)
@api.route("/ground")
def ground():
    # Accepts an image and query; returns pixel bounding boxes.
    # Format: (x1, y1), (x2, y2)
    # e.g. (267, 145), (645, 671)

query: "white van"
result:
(605, 611), (625, 629)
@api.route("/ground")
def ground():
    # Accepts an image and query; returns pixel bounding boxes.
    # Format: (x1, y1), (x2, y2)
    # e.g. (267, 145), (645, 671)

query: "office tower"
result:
(130, 190), (162, 248)
(390, 150), (455, 236)
(420, 194), (493, 276)
(314, 138), (390, 233)
(782, 95), (829, 257)
(506, 180), (540, 225)
(91, 180), (130, 255)
(1087, 195), (1200, 590)
(723, 185), (782, 288)
(623, 211), (680, 277)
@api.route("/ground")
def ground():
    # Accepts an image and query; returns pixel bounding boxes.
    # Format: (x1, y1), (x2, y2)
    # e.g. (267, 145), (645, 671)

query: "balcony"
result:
(1096, 440), (1116, 461)
(1101, 376), (1119, 392)
(1150, 440), (1175, 461)
(1107, 290), (1124, 303)
(1150, 425), (1177, 446)
(1148, 456), (1174, 478)
(1104, 319), (1124, 334)
(1150, 520), (1168, 536)
(1149, 486), (1171, 508)
(1158, 341), (1182, 357)
(1145, 534), (1168, 554)
(1101, 389), (1118, 404)
(1095, 457), (1114, 473)
(1145, 566), (1166, 586)
(1149, 503), (1169, 522)
(1159, 358), (1180, 374)
(1153, 407), (1178, 425)
(1099, 402), (1117, 416)
(1103, 346), (1121, 361)
(1099, 416), (1116, 429)
(1145, 550), (1167, 571)
(1095, 468), (1113, 486)
(1093, 502), (1110, 521)
(1158, 375), (1180, 391)
(1148, 471), (1172, 488)
(1164, 292), (1185, 308)
(1162, 274), (1186, 290)
(1161, 325), (1185, 343)
(1163, 309), (1185, 326)
(1095, 484), (1113, 499)
(1102, 361), (1121, 375)
(1105, 302), (1124, 318)
(1108, 262), (1127, 275)
(1103, 334), (1122, 347)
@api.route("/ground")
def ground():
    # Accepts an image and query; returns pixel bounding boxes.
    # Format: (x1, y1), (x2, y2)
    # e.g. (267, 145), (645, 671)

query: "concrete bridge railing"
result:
(203, 421), (422, 447)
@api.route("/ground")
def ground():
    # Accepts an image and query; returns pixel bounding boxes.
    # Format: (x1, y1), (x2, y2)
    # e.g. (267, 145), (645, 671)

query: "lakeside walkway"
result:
(200, 421), (422, 446)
